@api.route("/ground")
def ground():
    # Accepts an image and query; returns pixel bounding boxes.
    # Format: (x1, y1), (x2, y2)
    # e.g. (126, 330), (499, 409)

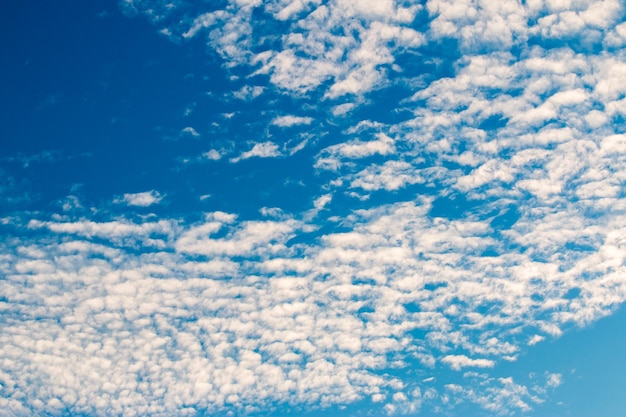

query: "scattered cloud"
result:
(442, 355), (495, 371)
(313, 194), (332, 210)
(326, 133), (395, 160)
(5, 194), (615, 414)
(114, 190), (165, 207)
(315, 133), (397, 171)
(6, 0), (626, 415)
(271, 115), (314, 127)
(230, 141), (281, 162)
(331, 102), (357, 116)
(101, 1), (626, 413)
(233, 85), (265, 100)
(546, 373), (562, 388)
(135, 0), (426, 98)
(181, 126), (200, 137)
(350, 160), (424, 191)
(203, 149), (222, 161)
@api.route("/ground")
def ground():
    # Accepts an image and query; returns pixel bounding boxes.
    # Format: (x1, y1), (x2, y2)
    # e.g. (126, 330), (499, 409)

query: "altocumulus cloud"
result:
(3, 196), (626, 415)
(3, 0), (626, 416)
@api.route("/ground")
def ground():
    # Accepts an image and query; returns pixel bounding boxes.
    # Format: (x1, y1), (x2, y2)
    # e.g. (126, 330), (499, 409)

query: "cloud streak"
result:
(230, 142), (282, 162)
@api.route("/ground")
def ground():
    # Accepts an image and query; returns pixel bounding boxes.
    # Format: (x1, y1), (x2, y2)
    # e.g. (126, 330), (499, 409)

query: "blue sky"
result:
(2, 0), (626, 415)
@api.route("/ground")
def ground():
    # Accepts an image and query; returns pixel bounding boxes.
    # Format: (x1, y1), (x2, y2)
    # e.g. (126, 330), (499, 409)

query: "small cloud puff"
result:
(115, 190), (164, 207)
(259, 206), (288, 219)
(546, 373), (562, 388)
(331, 102), (357, 116)
(181, 126), (200, 137)
(233, 85), (265, 100)
(528, 335), (545, 346)
(442, 355), (495, 371)
(313, 194), (332, 210)
(271, 115), (314, 127)
(203, 149), (222, 161)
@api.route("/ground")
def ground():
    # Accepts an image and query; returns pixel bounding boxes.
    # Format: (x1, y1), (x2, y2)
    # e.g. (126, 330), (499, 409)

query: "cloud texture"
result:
(3, 0), (626, 415)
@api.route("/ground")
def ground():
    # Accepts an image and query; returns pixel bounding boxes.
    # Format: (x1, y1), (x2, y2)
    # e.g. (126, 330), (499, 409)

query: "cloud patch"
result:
(441, 355), (495, 371)
(114, 190), (165, 207)
(271, 115), (314, 127)
(4, 196), (616, 415)
(231, 142), (281, 162)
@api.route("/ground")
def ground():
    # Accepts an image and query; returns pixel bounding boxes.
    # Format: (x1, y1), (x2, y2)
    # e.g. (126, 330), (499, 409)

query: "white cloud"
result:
(135, 0), (427, 98)
(271, 115), (314, 127)
(313, 194), (332, 210)
(114, 190), (165, 207)
(288, 138), (309, 155)
(260, 207), (285, 218)
(331, 102), (356, 116)
(444, 374), (550, 414)
(233, 85), (265, 100)
(230, 142), (281, 162)
(181, 126), (200, 137)
(203, 149), (222, 161)
(175, 216), (300, 257)
(315, 133), (397, 172)
(327, 133), (395, 160)
(441, 355), (495, 371)
(27, 217), (177, 249)
(350, 160), (423, 191)
(7, 194), (626, 414)
(604, 21), (626, 47)
(546, 372), (562, 388)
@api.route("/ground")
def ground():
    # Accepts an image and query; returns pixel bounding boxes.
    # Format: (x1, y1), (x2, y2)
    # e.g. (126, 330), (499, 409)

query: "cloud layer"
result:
(2, 191), (625, 415)
(3, 0), (626, 416)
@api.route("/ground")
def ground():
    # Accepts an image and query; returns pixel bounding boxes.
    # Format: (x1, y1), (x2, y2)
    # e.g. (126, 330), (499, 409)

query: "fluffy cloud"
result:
(114, 190), (165, 207)
(129, 0), (426, 97)
(203, 149), (222, 161)
(441, 355), (495, 371)
(271, 115), (314, 127)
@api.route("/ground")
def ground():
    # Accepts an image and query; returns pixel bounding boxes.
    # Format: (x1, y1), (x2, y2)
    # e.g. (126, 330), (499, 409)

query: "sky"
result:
(1, 0), (626, 416)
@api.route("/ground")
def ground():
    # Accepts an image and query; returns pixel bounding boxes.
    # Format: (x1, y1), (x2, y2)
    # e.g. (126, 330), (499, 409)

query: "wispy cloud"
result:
(233, 85), (265, 101)
(181, 126), (200, 137)
(315, 133), (396, 171)
(230, 141), (281, 162)
(2, 150), (91, 168)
